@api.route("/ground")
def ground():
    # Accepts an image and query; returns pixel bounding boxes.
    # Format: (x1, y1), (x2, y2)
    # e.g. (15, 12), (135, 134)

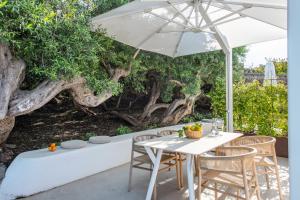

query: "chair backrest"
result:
(231, 136), (276, 156)
(157, 130), (178, 137)
(132, 134), (158, 154)
(199, 146), (257, 173)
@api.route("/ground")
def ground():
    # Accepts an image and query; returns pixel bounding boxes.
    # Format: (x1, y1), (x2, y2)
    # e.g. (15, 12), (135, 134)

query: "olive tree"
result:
(112, 47), (246, 126)
(0, 0), (137, 143)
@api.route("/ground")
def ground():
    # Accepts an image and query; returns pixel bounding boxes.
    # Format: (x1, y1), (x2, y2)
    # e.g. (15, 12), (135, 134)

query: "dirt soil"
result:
(1, 99), (143, 166)
(0, 94), (211, 167)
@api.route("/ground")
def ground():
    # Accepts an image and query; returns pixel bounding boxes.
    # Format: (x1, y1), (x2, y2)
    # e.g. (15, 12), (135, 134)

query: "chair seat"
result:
(202, 171), (252, 189)
(134, 154), (177, 164)
(255, 156), (275, 166)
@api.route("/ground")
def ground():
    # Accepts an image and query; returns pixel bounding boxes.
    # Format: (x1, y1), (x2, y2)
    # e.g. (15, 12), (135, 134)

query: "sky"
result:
(244, 39), (287, 68)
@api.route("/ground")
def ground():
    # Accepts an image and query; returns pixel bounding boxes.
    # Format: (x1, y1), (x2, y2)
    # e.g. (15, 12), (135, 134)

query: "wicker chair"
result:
(128, 134), (181, 199)
(157, 130), (184, 189)
(231, 136), (283, 199)
(196, 146), (261, 200)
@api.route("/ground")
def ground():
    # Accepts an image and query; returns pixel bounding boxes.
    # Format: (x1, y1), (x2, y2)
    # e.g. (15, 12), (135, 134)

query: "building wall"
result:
(288, 0), (300, 199)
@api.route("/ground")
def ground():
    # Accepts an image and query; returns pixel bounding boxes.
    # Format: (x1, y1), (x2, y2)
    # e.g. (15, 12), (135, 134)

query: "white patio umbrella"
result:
(91, 0), (287, 132)
(264, 60), (278, 86)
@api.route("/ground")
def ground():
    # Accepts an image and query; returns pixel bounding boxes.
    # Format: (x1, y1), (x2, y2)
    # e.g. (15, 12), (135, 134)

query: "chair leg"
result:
(273, 155), (283, 200)
(253, 163), (262, 200)
(175, 153), (181, 190)
(128, 147), (134, 192)
(237, 189), (240, 200)
(264, 167), (270, 189)
(128, 163), (133, 192)
(179, 153), (184, 188)
(194, 155), (199, 177)
(242, 162), (250, 200)
(152, 183), (157, 200)
(197, 158), (202, 200)
(214, 183), (218, 200)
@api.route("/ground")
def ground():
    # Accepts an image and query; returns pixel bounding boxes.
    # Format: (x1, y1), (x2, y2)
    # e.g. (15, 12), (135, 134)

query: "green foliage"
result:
(145, 123), (159, 130)
(126, 47), (247, 103)
(181, 112), (212, 123)
(178, 130), (185, 138)
(84, 132), (97, 140)
(92, 0), (131, 15)
(116, 125), (132, 135)
(0, 0), (135, 95)
(210, 80), (288, 137)
(0, 0), (248, 123)
(209, 78), (227, 119)
(273, 58), (288, 75)
(246, 59), (287, 75)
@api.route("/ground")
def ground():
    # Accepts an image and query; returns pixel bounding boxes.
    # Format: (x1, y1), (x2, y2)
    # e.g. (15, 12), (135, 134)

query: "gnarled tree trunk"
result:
(161, 95), (200, 125)
(0, 44), (139, 144)
(0, 117), (15, 144)
(110, 73), (201, 127)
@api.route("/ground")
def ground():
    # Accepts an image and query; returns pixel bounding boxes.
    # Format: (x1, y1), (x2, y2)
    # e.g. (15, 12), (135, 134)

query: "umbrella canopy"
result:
(264, 60), (278, 86)
(91, 0), (287, 134)
(91, 0), (287, 58)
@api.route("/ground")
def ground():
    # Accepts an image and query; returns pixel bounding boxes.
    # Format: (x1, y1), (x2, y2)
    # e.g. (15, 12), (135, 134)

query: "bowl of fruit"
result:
(183, 123), (203, 139)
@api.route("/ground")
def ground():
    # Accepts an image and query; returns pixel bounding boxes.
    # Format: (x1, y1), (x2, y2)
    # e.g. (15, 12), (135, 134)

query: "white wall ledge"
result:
(0, 123), (207, 200)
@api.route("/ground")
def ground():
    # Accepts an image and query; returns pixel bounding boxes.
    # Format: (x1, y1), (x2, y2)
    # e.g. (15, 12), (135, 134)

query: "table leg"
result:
(186, 154), (195, 200)
(144, 147), (163, 200)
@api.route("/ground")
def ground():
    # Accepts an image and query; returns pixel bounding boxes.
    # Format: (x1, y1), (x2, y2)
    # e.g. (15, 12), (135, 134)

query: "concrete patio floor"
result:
(24, 157), (289, 200)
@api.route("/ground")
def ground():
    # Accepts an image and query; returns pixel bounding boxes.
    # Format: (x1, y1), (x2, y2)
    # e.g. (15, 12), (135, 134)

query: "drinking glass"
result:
(210, 118), (219, 137)
(216, 118), (224, 132)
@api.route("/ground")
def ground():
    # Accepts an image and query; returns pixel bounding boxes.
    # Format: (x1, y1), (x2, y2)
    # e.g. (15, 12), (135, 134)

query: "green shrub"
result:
(210, 79), (288, 137)
(182, 116), (195, 123)
(145, 124), (159, 130)
(181, 113), (212, 123)
(116, 125), (132, 135)
(84, 132), (97, 140)
(209, 78), (227, 120)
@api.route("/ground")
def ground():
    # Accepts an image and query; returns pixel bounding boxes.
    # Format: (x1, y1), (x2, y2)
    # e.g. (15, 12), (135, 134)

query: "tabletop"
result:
(136, 132), (243, 155)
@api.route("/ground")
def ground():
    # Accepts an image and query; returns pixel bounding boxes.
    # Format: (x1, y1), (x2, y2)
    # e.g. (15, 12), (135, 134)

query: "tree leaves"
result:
(210, 79), (288, 137)
(0, 0), (136, 96)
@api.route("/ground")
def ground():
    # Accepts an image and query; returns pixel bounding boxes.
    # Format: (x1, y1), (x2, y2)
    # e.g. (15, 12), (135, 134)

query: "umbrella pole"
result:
(226, 49), (234, 132)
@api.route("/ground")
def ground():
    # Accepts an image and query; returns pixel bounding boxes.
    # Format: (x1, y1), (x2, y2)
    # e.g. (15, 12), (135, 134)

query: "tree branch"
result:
(8, 78), (84, 117)
(110, 111), (142, 127)
(0, 44), (26, 119)
(169, 79), (185, 87)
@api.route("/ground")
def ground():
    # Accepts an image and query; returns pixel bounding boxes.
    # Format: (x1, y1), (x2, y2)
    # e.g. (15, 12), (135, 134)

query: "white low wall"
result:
(0, 123), (210, 200)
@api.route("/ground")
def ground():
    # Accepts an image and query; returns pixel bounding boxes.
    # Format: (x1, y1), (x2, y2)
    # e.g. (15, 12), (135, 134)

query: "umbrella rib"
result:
(136, 4), (191, 48)
(158, 29), (215, 34)
(206, 0), (287, 10)
(199, 0), (212, 27)
(199, 6), (249, 30)
(198, 3), (230, 53)
(203, 15), (245, 29)
(91, 1), (192, 22)
(208, 2), (287, 30)
(148, 11), (193, 30)
(167, 1), (195, 28)
(173, 6), (195, 57)
(195, 0), (200, 28)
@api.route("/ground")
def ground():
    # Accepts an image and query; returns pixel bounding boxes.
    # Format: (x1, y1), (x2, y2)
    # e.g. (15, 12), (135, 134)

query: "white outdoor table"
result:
(136, 132), (243, 200)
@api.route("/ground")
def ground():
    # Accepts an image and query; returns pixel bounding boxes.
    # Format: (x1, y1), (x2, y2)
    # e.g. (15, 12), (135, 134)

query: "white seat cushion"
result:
(61, 140), (87, 149)
(89, 136), (111, 144)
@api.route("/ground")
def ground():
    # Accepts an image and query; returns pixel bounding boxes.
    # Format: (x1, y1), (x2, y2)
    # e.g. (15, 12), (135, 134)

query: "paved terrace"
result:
(24, 157), (289, 200)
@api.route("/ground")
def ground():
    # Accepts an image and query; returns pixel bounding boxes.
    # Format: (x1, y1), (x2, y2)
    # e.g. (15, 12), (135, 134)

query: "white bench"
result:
(0, 122), (212, 200)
